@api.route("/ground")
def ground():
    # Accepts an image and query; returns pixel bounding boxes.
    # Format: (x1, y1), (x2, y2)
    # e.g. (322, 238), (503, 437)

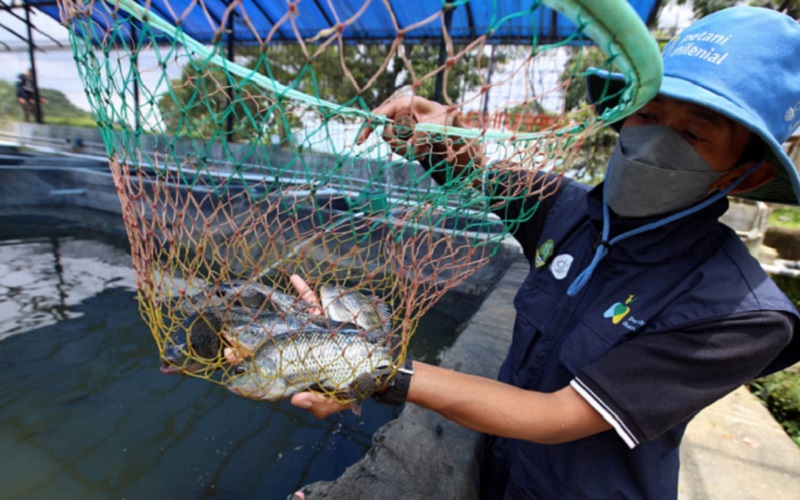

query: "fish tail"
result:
(348, 370), (386, 400)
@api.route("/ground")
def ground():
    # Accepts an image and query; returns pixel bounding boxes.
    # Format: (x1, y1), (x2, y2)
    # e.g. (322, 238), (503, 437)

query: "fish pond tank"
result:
(0, 207), (504, 499)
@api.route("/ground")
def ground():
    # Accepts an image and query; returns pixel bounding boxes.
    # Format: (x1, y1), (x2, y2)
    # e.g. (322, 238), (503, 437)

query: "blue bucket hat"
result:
(588, 6), (800, 205)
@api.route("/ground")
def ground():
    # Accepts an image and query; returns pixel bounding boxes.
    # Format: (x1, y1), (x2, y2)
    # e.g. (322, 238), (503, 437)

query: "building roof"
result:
(25, 0), (662, 46)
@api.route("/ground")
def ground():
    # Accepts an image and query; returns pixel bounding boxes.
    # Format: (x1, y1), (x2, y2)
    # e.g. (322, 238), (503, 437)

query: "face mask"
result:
(604, 125), (725, 218)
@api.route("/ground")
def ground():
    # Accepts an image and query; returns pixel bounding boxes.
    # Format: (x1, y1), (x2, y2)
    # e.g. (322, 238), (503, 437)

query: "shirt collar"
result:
(586, 183), (731, 262)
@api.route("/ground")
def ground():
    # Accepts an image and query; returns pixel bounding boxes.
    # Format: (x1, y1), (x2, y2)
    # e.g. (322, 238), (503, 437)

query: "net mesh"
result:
(56, 0), (661, 404)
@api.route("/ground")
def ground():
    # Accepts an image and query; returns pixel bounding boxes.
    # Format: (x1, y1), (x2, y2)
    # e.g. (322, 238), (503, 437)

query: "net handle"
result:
(417, 0), (663, 140)
(105, 0), (661, 140)
(547, 0), (663, 121)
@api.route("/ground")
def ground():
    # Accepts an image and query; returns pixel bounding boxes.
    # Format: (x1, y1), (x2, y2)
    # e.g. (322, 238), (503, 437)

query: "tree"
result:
(0, 79), (94, 125)
(549, 45), (618, 183)
(156, 62), (268, 141)
(560, 46), (609, 113)
(258, 42), (499, 109)
(156, 41), (505, 143)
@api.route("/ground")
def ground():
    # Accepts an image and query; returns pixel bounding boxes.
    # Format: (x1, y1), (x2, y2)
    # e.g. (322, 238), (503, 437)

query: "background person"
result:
(16, 69), (44, 122)
(289, 7), (800, 498)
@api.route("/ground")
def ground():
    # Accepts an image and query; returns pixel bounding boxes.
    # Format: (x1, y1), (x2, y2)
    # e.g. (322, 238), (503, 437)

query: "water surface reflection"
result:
(0, 220), (410, 499)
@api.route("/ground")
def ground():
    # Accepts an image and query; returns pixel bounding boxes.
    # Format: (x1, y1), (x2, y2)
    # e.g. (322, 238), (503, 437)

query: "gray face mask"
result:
(604, 125), (725, 218)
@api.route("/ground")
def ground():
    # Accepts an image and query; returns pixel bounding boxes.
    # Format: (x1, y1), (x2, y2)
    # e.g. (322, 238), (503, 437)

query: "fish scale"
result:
(319, 285), (392, 334)
(226, 328), (392, 401)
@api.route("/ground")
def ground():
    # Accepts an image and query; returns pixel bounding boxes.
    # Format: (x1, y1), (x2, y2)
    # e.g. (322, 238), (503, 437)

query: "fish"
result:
(225, 327), (392, 402)
(222, 285), (393, 368)
(182, 281), (317, 316)
(165, 280), (393, 379)
(223, 303), (369, 359)
(160, 306), (280, 374)
(319, 285), (392, 335)
(161, 312), (225, 374)
(223, 308), (325, 354)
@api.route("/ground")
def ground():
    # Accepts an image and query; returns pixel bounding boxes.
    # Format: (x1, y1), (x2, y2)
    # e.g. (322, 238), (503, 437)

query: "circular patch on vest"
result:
(550, 254), (573, 280)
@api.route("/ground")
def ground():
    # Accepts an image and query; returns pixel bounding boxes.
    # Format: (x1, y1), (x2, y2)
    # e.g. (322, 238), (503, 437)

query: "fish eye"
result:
(233, 365), (247, 375)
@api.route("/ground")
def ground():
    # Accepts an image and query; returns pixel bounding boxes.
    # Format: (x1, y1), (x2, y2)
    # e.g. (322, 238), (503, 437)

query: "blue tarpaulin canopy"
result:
(28, 0), (662, 46)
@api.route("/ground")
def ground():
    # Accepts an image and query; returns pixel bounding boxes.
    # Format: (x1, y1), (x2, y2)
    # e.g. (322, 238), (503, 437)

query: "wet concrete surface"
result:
(302, 257), (800, 499)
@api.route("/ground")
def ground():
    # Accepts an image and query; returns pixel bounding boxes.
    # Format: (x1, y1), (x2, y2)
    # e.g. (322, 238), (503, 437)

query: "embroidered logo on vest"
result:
(535, 239), (554, 268)
(550, 254), (573, 280)
(604, 294), (636, 324)
(603, 295), (646, 331)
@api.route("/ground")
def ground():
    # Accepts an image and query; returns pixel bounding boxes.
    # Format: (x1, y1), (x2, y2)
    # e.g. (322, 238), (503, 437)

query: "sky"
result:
(0, 1), (695, 118)
(0, 7), (85, 108)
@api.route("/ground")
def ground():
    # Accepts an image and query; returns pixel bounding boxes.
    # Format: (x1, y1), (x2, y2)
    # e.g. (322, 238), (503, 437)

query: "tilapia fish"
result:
(224, 307), (355, 355)
(161, 306), (310, 374)
(223, 284), (394, 365)
(163, 281), (316, 374)
(319, 285), (392, 334)
(161, 312), (225, 374)
(164, 281), (394, 381)
(226, 327), (392, 401)
(182, 281), (316, 315)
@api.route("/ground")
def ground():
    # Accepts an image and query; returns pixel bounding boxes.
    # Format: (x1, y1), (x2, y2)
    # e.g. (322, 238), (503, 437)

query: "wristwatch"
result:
(372, 355), (414, 406)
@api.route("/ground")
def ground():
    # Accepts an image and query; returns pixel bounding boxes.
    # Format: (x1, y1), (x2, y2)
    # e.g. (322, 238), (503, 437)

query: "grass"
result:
(769, 205), (800, 229)
(747, 274), (800, 448)
(43, 116), (99, 128)
(748, 370), (800, 448)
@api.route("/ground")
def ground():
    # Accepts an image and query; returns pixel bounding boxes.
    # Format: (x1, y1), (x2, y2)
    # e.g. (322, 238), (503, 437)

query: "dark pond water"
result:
(0, 216), (463, 500)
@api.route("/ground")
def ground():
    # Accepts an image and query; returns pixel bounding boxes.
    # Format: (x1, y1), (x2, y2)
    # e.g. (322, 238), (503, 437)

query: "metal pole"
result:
(226, 10), (235, 138)
(433, 2), (454, 103)
(131, 21), (141, 132)
(481, 44), (496, 123)
(23, 1), (42, 123)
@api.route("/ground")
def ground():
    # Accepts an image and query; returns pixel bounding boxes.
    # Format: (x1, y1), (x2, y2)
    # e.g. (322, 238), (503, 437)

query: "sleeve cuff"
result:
(571, 378), (640, 449)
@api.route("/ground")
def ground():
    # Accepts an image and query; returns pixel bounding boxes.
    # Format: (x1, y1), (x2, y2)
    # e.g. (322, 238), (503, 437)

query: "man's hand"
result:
(289, 274), (323, 316)
(357, 95), (486, 185)
(290, 391), (353, 419)
(287, 274), (355, 417)
(356, 95), (454, 158)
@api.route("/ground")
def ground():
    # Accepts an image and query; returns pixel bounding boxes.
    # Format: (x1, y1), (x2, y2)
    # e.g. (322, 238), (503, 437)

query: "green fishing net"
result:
(57, 0), (661, 403)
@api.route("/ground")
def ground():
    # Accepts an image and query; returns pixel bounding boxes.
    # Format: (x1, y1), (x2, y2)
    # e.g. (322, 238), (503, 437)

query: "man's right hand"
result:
(356, 95), (486, 182)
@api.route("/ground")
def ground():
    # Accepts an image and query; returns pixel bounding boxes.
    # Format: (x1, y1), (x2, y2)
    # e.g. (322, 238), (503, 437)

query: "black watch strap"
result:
(372, 355), (414, 406)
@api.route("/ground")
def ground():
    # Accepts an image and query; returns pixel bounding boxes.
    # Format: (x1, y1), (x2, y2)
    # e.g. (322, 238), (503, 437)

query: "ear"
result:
(710, 160), (776, 195)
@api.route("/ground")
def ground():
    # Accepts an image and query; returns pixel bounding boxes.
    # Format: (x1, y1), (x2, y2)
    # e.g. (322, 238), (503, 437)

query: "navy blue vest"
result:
(482, 181), (798, 499)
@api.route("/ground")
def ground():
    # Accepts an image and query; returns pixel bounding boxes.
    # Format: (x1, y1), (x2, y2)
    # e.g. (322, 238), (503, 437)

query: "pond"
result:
(0, 215), (466, 499)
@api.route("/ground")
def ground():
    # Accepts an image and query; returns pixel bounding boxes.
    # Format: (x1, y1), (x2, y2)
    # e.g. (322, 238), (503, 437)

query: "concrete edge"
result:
(299, 252), (800, 500)
(679, 386), (800, 499)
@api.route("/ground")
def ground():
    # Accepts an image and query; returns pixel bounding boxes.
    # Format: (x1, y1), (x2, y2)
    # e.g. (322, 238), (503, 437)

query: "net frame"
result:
(56, 0), (662, 403)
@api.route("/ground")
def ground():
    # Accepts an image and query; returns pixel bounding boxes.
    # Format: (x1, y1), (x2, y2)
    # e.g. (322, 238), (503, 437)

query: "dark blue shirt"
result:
(482, 176), (799, 499)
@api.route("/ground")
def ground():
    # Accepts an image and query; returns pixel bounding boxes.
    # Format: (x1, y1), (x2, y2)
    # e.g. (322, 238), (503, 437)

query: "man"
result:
(290, 6), (800, 498)
(16, 70), (36, 122)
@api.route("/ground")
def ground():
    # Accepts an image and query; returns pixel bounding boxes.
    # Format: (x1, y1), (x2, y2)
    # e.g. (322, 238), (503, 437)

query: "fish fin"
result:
(294, 298), (318, 313)
(285, 372), (316, 387)
(307, 315), (348, 330)
(348, 371), (384, 401)
(350, 403), (362, 416)
(372, 296), (391, 321)
(303, 381), (325, 393)
(369, 296), (393, 335)
(363, 328), (386, 344)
